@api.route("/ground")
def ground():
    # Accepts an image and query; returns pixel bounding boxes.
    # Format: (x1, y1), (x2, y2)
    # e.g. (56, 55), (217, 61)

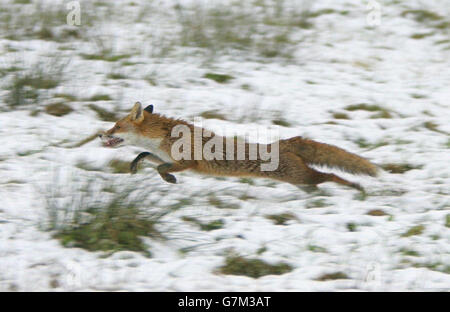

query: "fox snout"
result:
(99, 132), (124, 148)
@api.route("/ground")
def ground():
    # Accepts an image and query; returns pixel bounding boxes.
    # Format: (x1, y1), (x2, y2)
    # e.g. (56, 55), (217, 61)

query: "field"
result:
(0, 0), (449, 291)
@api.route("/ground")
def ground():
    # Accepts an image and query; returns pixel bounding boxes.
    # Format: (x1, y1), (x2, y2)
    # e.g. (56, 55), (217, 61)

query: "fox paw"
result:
(162, 174), (177, 184)
(130, 162), (138, 174)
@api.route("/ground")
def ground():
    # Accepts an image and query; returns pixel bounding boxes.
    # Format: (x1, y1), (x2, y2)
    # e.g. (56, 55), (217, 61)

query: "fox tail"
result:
(287, 137), (378, 177)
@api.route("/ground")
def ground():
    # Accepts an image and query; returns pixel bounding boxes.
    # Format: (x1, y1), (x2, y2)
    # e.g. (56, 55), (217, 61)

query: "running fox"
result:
(99, 102), (378, 191)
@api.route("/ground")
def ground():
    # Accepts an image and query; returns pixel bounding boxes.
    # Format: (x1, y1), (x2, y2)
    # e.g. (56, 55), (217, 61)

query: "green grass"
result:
(366, 209), (388, 216)
(200, 110), (228, 120)
(203, 73), (234, 83)
(88, 94), (113, 101)
(80, 53), (131, 62)
(353, 138), (389, 149)
(381, 163), (422, 174)
(265, 213), (297, 225)
(174, 1), (308, 60)
(44, 177), (166, 257)
(345, 104), (393, 118)
(45, 103), (73, 117)
(316, 272), (349, 281)
(332, 112), (350, 120)
(219, 255), (293, 278)
(445, 214), (450, 228)
(208, 195), (240, 209)
(182, 216), (225, 231)
(401, 10), (443, 22)
(272, 117), (292, 127)
(4, 59), (65, 108)
(107, 72), (127, 80)
(400, 248), (420, 257)
(402, 225), (425, 237)
(345, 104), (386, 112)
(410, 33), (435, 39)
(307, 245), (327, 253)
(109, 159), (131, 174)
(88, 104), (118, 121)
(306, 198), (328, 208)
(346, 222), (357, 232)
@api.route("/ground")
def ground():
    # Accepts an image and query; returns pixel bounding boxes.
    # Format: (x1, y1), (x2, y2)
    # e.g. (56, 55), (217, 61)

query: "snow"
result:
(0, 0), (449, 291)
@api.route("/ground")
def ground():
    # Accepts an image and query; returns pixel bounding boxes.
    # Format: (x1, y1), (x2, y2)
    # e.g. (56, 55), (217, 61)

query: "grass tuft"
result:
(45, 103), (73, 117)
(402, 225), (425, 237)
(88, 104), (118, 121)
(316, 272), (349, 281)
(43, 176), (166, 257)
(219, 255), (293, 278)
(381, 163), (422, 174)
(265, 213), (297, 225)
(203, 73), (234, 84)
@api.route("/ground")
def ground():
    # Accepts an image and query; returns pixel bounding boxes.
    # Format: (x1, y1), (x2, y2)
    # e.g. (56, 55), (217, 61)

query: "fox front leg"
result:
(130, 152), (164, 174)
(156, 161), (195, 184)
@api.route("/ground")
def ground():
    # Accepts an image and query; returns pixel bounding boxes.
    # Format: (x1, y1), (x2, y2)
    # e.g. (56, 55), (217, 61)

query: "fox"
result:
(99, 102), (378, 192)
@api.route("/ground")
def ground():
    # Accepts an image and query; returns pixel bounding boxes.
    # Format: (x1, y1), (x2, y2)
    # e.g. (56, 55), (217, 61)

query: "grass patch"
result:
(345, 104), (386, 112)
(88, 104), (118, 121)
(381, 163), (422, 174)
(219, 255), (293, 278)
(69, 133), (100, 148)
(45, 103), (73, 117)
(423, 121), (448, 135)
(89, 94), (113, 102)
(410, 32), (435, 39)
(109, 159), (131, 174)
(272, 117), (291, 127)
(80, 53), (131, 62)
(208, 195), (240, 209)
(43, 176), (166, 257)
(332, 112), (350, 120)
(353, 138), (388, 149)
(445, 214), (450, 228)
(265, 213), (297, 225)
(54, 93), (78, 102)
(174, 1), (309, 60)
(345, 104), (393, 118)
(370, 110), (393, 119)
(307, 245), (327, 253)
(306, 198), (328, 208)
(107, 72), (127, 80)
(316, 272), (349, 281)
(400, 248), (420, 257)
(402, 225), (425, 237)
(4, 59), (65, 109)
(346, 222), (357, 232)
(200, 110), (227, 120)
(182, 216), (225, 231)
(203, 73), (234, 84)
(401, 10), (443, 22)
(366, 209), (388, 216)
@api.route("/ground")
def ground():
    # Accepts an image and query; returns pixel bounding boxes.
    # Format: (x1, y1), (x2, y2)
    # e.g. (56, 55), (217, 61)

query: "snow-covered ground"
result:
(0, 0), (449, 291)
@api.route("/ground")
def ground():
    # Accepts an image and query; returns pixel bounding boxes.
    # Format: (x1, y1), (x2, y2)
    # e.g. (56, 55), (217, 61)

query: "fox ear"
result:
(144, 104), (153, 113)
(130, 102), (144, 123)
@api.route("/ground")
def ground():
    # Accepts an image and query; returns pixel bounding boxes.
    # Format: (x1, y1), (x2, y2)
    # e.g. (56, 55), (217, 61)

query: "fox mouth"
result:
(103, 137), (124, 147)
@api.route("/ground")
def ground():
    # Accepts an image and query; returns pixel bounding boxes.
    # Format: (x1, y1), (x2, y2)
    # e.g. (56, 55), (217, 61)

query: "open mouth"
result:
(103, 137), (124, 147)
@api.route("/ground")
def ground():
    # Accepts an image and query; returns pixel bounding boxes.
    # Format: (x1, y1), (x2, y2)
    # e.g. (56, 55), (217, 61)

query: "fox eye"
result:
(116, 125), (121, 129)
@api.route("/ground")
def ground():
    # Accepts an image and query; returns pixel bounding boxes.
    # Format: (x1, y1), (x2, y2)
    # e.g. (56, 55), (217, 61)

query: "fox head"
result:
(99, 102), (153, 148)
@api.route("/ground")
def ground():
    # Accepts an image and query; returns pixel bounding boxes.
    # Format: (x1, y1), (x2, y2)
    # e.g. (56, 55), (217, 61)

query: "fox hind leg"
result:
(276, 153), (364, 192)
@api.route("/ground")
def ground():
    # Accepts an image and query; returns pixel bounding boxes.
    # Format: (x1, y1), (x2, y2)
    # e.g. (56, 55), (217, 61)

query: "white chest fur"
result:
(119, 132), (173, 163)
